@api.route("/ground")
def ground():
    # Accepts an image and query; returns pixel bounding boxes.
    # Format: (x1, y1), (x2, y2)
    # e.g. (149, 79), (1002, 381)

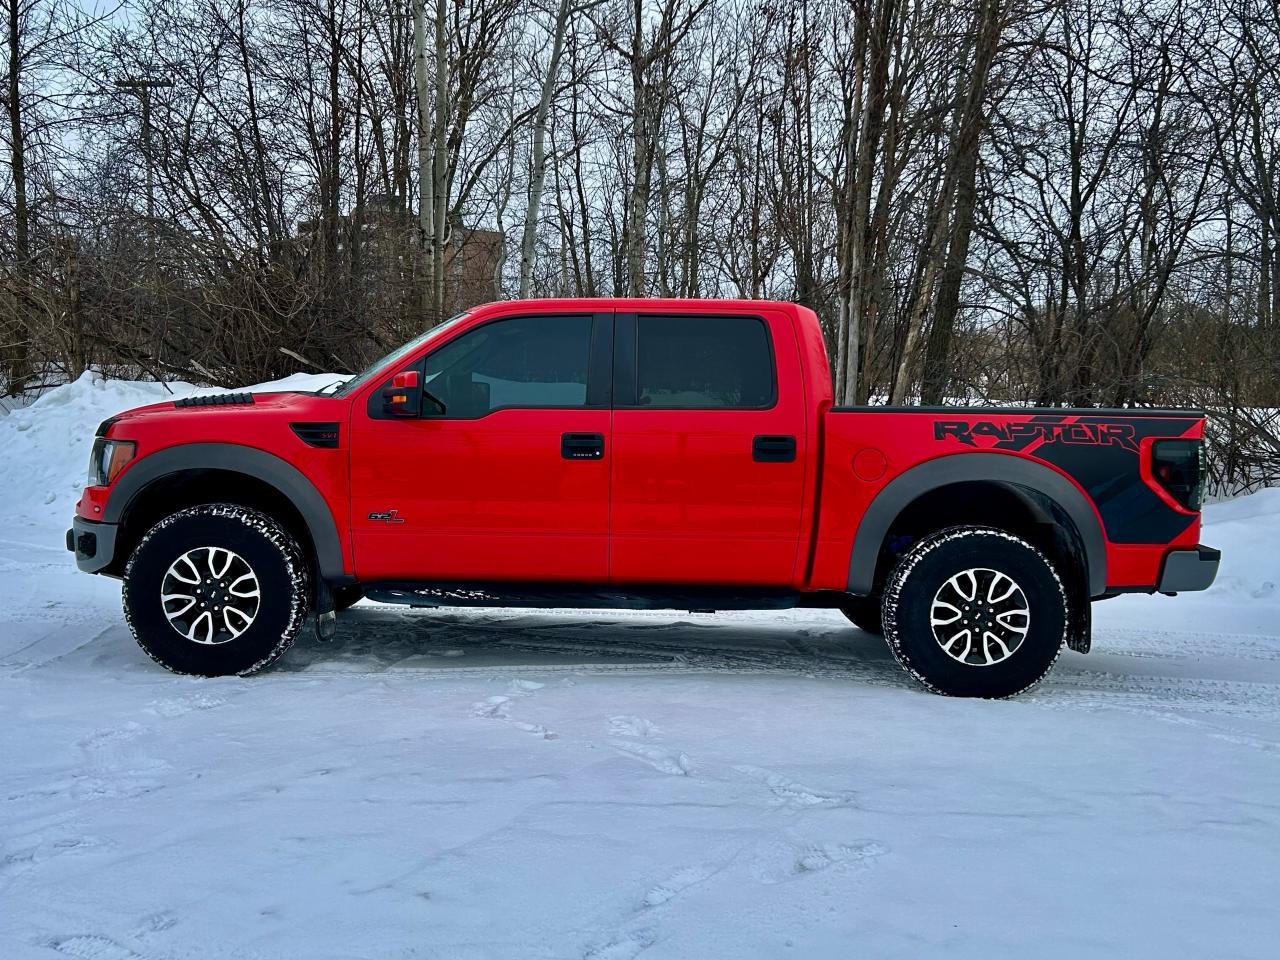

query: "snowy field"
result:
(2, 376), (1279, 959)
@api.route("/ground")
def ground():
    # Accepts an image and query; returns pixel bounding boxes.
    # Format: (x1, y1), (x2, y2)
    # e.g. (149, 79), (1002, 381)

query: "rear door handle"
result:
(562, 432), (605, 460)
(753, 434), (796, 463)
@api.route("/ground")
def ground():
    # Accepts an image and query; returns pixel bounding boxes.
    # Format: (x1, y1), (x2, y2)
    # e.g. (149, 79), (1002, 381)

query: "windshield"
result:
(331, 312), (470, 399)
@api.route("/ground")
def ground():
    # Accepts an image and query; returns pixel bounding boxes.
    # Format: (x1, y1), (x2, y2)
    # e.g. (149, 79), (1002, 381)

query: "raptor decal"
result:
(935, 419), (1139, 453)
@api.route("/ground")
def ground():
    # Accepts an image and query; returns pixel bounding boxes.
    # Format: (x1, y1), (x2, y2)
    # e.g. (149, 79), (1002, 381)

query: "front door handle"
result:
(753, 434), (796, 462)
(561, 432), (605, 460)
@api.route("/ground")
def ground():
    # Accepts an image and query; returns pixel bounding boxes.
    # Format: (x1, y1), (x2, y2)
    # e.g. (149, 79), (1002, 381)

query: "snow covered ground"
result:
(2, 375), (1278, 959)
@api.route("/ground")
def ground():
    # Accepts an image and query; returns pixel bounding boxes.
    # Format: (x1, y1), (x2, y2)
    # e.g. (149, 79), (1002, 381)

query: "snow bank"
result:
(1194, 487), (1280, 603)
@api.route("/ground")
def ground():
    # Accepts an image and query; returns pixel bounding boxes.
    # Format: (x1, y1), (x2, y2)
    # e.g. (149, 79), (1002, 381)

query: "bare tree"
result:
(0, 0), (1277, 493)
(518, 0), (599, 297)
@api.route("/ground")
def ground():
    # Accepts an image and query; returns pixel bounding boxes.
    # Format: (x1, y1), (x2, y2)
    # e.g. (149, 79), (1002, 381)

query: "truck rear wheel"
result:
(123, 504), (311, 676)
(881, 526), (1066, 697)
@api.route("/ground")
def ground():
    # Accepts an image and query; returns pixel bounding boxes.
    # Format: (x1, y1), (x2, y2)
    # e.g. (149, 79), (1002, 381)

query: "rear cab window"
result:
(634, 314), (776, 409)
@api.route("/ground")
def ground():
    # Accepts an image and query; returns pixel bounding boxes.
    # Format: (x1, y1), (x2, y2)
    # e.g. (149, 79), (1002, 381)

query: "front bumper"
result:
(1157, 544), (1220, 594)
(67, 516), (119, 574)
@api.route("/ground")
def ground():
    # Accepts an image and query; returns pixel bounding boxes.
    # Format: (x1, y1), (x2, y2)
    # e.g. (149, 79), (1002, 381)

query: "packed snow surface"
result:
(2, 374), (1278, 959)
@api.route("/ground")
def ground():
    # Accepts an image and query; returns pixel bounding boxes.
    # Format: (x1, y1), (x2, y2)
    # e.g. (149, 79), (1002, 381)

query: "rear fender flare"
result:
(104, 443), (347, 581)
(848, 453), (1107, 598)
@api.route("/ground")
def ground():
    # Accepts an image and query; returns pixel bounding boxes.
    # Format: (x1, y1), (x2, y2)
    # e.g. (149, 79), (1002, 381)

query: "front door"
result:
(609, 309), (809, 585)
(349, 311), (613, 583)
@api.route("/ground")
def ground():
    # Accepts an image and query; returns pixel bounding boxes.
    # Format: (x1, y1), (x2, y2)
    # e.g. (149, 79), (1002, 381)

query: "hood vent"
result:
(291, 422), (341, 448)
(174, 392), (255, 408)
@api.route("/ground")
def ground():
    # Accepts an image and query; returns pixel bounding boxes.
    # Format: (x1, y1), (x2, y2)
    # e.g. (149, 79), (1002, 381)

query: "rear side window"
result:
(635, 314), (775, 409)
(424, 314), (592, 417)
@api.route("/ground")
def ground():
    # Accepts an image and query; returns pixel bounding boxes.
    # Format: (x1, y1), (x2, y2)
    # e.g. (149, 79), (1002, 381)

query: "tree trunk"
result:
(626, 66), (651, 294)
(890, 173), (947, 403)
(919, 139), (980, 404)
(4, 0), (31, 394)
(920, 0), (1002, 405)
(324, 0), (342, 275)
(1262, 220), (1273, 329)
(430, 0), (449, 322)
(519, 0), (573, 297)
(838, 0), (894, 406)
(412, 0), (433, 322)
(236, 0), (278, 248)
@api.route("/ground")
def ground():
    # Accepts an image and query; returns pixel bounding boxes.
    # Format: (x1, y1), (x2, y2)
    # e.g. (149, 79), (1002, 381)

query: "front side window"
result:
(635, 314), (775, 408)
(424, 314), (592, 417)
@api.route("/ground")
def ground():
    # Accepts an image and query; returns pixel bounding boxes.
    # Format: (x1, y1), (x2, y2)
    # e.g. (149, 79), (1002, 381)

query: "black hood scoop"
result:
(174, 392), (255, 409)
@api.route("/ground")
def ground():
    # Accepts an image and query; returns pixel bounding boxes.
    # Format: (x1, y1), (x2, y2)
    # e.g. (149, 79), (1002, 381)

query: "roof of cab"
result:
(467, 297), (803, 315)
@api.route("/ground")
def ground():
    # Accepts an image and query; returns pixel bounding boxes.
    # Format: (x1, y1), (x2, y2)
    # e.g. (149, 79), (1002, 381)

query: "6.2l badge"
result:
(368, 510), (405, 523)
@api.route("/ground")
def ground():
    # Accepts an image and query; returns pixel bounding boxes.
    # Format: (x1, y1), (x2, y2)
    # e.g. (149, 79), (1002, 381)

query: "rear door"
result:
(349, 310), (613, 582)
(609, 309), (808, 585)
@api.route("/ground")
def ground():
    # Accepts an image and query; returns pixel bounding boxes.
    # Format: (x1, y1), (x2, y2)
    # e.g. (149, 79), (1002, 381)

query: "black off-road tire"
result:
(123, 504), (311, 676)
(881, 526), (1066, 698)
(839, 595), (883, 635)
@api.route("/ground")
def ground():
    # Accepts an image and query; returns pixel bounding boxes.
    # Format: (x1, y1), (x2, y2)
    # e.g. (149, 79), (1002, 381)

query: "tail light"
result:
(1151, 439), (1203, 512)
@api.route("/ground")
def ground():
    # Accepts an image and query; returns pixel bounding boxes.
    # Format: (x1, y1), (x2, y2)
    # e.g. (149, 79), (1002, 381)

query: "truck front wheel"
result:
(881, 526), (1066, 697)
(123, 504), (311, 676)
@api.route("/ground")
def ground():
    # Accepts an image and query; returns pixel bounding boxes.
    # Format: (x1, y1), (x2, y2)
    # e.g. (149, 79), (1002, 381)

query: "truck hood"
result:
(104, 390), (336, 434)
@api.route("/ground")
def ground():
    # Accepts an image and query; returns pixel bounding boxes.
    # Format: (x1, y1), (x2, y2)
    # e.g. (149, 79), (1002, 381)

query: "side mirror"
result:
(381, 369), (422, 417)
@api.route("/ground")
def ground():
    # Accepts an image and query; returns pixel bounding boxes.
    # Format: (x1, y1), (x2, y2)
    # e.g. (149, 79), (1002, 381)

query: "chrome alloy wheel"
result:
(160, 546), (261, 645)
(929, 568), (1031, 667)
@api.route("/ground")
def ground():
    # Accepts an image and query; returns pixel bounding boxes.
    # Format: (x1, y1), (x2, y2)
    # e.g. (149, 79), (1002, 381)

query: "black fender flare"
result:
(847, 453), (1107, 598)
(104, 443), (347, 581)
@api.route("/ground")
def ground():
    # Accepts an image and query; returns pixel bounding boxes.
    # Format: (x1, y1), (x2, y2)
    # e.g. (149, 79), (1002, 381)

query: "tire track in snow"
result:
(50, 935), (146, 960)
(1093, 627), (1280, 663)
(0, 624), (121, 675)
(1041, 670), (1280, 721)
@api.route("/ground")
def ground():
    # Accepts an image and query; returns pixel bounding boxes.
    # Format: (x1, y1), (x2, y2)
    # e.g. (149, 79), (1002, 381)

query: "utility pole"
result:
(114, 76), (174, 269)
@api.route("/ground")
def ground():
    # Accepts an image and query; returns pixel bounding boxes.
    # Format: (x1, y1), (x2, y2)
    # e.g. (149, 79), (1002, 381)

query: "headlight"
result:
(89, 439), (136, 486)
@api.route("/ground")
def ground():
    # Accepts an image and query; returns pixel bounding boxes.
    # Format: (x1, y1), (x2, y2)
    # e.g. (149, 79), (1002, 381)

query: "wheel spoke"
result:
(228, 572), (259, 598)
(184, 609), (214, 644)
(987, 572), (1017, 604)
(161, 592), (196, 616)
(995, 608), (1030, 633)
(930, 600), (963, 626)
(207, 547), (234, 580)
(223, 605), (253, 638)
(171, 554), (201, 585)
(942, 629), (971, 653)
(983, 631), (1011, 664)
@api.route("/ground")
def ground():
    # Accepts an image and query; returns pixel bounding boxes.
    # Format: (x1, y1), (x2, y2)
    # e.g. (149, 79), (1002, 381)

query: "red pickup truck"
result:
(69, 298), (1218, 696)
